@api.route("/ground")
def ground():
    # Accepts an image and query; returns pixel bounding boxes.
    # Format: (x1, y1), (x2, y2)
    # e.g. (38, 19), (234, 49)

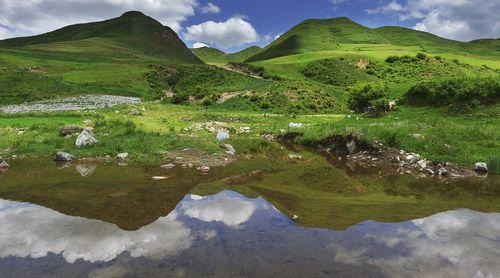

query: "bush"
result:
(416, 52), (427, 60)
(347, 83), (390, 114)
(404, 76), (500, 106)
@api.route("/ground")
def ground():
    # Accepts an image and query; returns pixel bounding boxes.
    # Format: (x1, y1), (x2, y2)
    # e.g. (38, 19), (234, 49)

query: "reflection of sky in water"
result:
(0, 191), (498, 278)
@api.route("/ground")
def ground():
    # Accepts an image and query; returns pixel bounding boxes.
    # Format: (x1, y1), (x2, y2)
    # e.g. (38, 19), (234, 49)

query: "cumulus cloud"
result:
(334, 209), (500, 277)
(0, 199), (193, 263)
(0, 0), (199, 38)
(183, 16), (260, 49)
(365, 0), (500, 41)
(192, 42), (209, 48)
(200, 2), (221, 14)
(180, 193), (257, 227)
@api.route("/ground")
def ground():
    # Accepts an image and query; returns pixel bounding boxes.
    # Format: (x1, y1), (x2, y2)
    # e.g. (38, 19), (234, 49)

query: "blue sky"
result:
(0, 0), (498, 53)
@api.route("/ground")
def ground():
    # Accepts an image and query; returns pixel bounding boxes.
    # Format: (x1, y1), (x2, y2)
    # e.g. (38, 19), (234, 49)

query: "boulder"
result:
(0, 157), (9, 168)
(54, 151), (73, 161)
(216, 130), (230, 141)
(474, 162), (488, 173)
(59, 125), (83, 137)
(220, 144), (236, 155)
(76, 129), (98, 147)
(116, 153), (129, 160)
(437, 167), (448, 176)
(417, 160), (428, 169)
(288, 122), (304, 129)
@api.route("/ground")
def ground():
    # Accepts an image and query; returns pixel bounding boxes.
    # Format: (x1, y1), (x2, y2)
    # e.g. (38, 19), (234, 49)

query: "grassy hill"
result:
(0, 11), (205, 103)
(192, 46), (262, 64)
(247, 17), (500, 62)
(0, 11), (201, 64)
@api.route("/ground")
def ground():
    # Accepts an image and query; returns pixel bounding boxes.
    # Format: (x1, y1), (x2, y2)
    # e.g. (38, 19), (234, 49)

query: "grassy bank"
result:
(1, 102), (498, 167)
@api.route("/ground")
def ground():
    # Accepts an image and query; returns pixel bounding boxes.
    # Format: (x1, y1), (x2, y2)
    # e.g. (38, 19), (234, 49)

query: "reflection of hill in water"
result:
(0, 190), (498, 278)
(0, 145), (499, 232)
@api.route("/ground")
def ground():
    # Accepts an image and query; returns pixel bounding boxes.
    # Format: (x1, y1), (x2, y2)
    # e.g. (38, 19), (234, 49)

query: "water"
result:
(0, 146), (499, 277)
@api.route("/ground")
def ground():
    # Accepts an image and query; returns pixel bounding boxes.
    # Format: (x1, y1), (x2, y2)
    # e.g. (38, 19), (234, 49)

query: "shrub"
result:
(385, 56), (399, 63)
(404, 76), (500, 106)
(347, 83), (389, 114)
(416, 52), (427, 60)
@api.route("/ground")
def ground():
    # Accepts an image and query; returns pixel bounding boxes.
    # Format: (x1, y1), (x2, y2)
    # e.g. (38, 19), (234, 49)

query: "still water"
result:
(0, 146), (498, 277)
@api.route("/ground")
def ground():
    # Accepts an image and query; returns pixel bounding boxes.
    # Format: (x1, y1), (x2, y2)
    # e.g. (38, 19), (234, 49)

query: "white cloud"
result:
(180, 192), (257, 227)
(200, 2), (220, 14)
(183, 16), (260, 49)
(274, 33), (283, 40)
(192, 42), (209, 48)
(0, 0), (199, 38)
(365, 0), (500, 41)
(334, 209), (500, 277)
(0, 198), (193, 263)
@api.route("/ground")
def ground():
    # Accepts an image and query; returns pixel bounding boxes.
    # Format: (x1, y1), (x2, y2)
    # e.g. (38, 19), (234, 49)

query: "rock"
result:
(437, 167), (448, 176)
(220, 144), (236, 155)
(288, 122), (304, 129)
(54, 151), (73, 161)
(474, 162), (488, 173)
(411, 134), (426, 140)
(116, 153), (129, 160)
(346, 140), (357, 154)
(161, 163), (176, 169)
(261, 132), (275, 142)
(292, 214), (299, 221)
(405, 155), (418, 164)
(425, 168), (435, 176)
(417, 160), (428, 169)
(0, 157), (9, 168)
(198, 166), (210, 172)
(238, 127), (251, 134)
(76, 129), (98, 147)
(152, 176), (169, 180)
(128, 108), (141, 115)
(216, 130), (230, 141)
(59, 125), (84, 136)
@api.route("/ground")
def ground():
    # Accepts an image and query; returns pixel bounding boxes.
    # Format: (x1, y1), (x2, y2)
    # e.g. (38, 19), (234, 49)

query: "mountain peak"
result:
(120, 11), (147, 18)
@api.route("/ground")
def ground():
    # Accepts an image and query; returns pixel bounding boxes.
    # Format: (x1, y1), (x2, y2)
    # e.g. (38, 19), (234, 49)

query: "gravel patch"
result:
(0, 95), (141, 114)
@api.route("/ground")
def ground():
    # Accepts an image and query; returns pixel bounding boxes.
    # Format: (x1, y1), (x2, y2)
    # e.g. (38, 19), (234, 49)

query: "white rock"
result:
(220, 144), (236, 155)
(75, 129), (98, 147)
(417, 160), (427, 169)
(437, 168), (448, 176)
(474, 162), (488, 173)
(405, 155), (419, 164)
(216, 130), (230, 141)
(152, 176), (168, 180)
(198, 166), (210, 172)
(288, 122), (304, 129)
(161, 163), (176, 169)
(116, 153), (129, 160)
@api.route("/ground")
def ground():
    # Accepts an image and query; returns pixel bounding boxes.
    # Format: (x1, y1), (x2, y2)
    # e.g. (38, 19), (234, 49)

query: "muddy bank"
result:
(276, 132), (484, 180)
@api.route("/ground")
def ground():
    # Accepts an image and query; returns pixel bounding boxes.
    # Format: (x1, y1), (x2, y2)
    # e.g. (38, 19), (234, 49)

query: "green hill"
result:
(247, 17), (499, 62)
(0, 11), (202, 64)
(193, 46), (262, 63)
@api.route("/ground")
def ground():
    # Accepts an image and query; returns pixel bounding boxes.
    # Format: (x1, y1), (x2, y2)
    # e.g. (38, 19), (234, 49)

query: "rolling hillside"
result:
(247, 17), (499, 62)
(0, 11), (202, 64)
(192, 46), (262, 63)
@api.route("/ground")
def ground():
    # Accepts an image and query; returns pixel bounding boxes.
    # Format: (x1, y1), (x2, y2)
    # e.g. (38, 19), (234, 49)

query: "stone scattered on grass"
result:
(288, 122), (304, 129)
(238, 127), (251, 134)
(411, 134), (426, 140)
(220, 144), (236, 155)
(76, 129), (98, 147)
(54, 151), (73, 161)
(216, 130), (230, 141)
(128, 108), (141, 116)
(198, 166), (210, 172)
(0, 157), (9, 168)
(116, 153), (129, 160)
(59, 125), (84, 137)
(474, 162), (488, 173)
